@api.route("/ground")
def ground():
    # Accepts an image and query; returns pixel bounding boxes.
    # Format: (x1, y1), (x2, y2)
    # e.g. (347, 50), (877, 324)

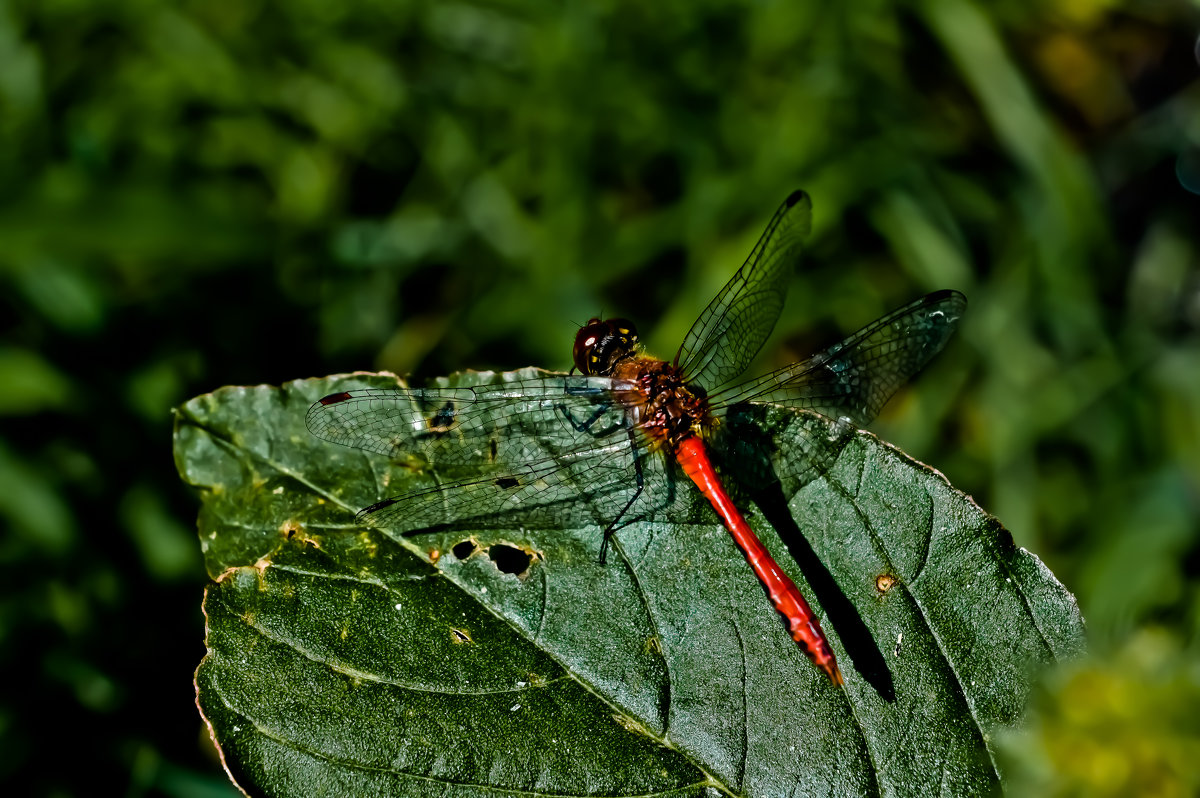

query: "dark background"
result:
(2, 1), (1198, 795)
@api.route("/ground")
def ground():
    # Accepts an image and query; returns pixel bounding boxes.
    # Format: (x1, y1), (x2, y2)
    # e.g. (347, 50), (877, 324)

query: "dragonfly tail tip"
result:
(821, 662), (845, 686)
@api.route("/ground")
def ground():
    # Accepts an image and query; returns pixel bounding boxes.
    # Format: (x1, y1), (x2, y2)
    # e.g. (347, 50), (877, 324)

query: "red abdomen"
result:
(674, 436), (843, 685)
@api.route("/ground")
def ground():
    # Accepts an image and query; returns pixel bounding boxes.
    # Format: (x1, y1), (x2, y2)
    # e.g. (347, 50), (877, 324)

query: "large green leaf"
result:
(174, 368), (1085, 797)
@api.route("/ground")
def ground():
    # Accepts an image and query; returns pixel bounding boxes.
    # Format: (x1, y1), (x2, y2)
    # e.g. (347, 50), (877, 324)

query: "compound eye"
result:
(573, 317), (640, 376)
(572, 320), (608, 375)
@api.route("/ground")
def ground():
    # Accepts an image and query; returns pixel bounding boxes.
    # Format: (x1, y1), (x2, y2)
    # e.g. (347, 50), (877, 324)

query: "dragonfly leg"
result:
(598, 422), (644, 565)
(556, 402), (623, 437)
(557, 380), (643, 564)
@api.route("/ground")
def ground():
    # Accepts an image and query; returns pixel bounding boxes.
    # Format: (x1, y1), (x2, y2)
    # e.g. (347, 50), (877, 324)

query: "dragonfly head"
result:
(573, 317), (639, 375)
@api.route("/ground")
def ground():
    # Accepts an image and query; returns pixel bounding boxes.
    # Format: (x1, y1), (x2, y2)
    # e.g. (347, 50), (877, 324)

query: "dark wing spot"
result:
(319, 391), (354, 406)
(495, 476), (520, 489)
(489, 438), (498, 462)
(426, 401), (457, 432)
(358, 498), (399, 520)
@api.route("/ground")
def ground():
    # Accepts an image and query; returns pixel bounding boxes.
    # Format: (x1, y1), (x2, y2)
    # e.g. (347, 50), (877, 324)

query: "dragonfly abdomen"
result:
(674, 435), (843, 685)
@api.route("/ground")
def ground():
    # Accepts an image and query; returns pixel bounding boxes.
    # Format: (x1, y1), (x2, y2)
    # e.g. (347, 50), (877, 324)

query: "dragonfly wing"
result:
(674, 191), (812, 393)
(306, 374), (631, 480)
(307, 373), (650, 535)
(354, 438), (642, 535)
(711, 402), (859, 496)
(709, 290), (966, 425)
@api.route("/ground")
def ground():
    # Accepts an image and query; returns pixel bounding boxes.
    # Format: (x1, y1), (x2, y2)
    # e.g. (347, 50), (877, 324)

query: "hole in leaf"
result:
(450, 627), (473, 644)
(875, 573), (897, 593)
(452, 540), (479, 560)
(495, 476), (520, 489)
(489, 544), (533, 575)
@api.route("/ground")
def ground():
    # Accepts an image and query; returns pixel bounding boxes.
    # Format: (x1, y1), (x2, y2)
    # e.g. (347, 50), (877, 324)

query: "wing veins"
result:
(708, 290), (966, 424)
(674, 191), (812, 392)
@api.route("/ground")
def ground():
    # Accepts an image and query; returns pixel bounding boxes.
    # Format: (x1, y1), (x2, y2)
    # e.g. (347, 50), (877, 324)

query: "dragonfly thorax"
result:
(573, 317), (640, 376)
(613, 357), (711, 449)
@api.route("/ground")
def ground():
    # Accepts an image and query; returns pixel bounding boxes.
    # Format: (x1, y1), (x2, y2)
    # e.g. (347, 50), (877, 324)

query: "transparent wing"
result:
(708, 290), (966, 426)
(306, 375), (632, 477)
(711, 402), (859, 508)
(306, 374), (647, 533)
(674, 190), (812, 393)
(353, 436), (643, 535)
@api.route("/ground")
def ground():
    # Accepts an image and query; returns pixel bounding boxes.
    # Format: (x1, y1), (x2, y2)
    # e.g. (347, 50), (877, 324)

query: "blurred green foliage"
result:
(0, 0), (1197, 795)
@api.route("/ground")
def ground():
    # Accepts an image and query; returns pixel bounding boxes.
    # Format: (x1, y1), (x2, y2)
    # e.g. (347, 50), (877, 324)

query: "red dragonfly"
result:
(307, 191), (965, 685)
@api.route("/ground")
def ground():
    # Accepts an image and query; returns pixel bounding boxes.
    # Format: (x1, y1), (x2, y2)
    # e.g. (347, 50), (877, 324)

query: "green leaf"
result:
(174, 369), (1085, 797)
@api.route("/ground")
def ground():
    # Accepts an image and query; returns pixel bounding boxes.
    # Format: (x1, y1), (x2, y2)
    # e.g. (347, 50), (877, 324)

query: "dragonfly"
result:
(307, 190), (965, 685)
